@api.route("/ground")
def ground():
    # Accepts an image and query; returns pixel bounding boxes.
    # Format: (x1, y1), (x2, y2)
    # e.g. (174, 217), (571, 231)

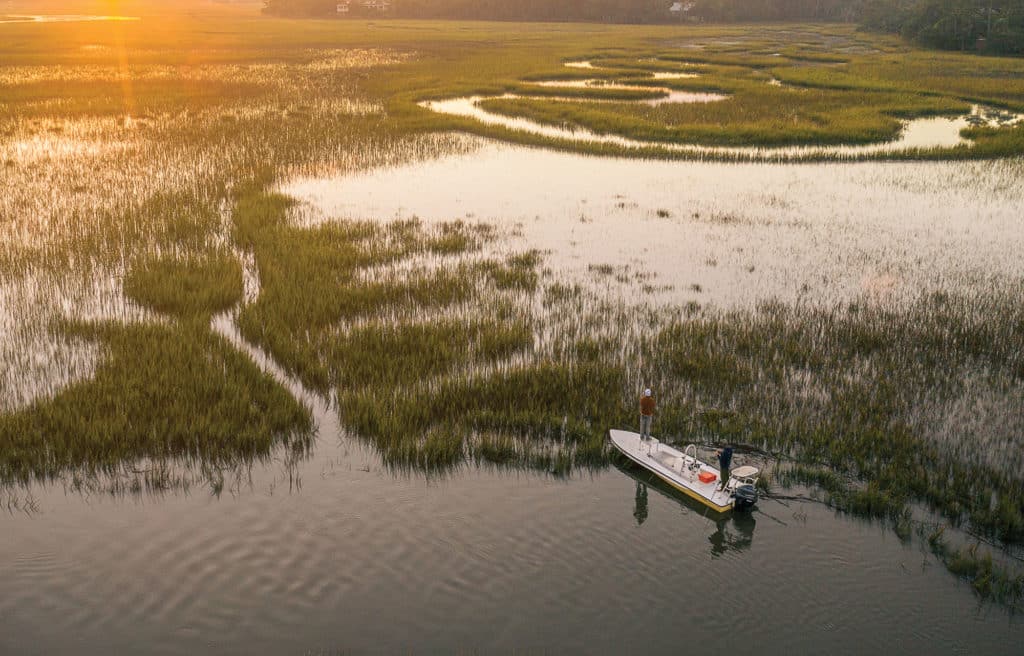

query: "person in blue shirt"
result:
(716, 445), (733, 492)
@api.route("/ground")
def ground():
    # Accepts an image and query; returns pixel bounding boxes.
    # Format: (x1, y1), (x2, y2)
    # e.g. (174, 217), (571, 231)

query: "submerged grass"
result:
(927, 527), (1024, 609)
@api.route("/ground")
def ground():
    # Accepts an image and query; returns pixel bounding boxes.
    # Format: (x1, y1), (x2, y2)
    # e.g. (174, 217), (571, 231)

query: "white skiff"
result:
(608, 429), (759, 513)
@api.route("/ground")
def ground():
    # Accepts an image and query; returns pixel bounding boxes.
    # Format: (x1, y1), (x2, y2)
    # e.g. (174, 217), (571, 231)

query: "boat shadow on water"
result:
(614, 457), (756, 558)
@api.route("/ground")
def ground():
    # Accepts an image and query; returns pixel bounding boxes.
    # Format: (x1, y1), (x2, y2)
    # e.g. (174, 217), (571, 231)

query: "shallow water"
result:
(4, 461), (1020, 655)
(529, 80), (726, 106)
(281, 140), (1024, 308)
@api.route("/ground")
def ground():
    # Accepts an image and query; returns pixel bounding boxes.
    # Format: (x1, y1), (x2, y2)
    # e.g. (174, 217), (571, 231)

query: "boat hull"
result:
(608, 429), (734, 513)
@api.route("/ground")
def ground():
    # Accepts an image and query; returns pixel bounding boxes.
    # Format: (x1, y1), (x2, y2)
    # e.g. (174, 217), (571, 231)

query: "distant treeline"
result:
(861, 0), (1024, 54)
(262, 0), (859, 22)
(396, 0), (860, 22)
(263, 0), (1024, 55)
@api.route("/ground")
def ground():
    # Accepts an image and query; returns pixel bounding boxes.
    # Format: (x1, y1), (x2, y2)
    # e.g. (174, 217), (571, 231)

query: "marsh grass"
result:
(638, 289), (1024, 544)
(778, 465), (908, 521)
(925, 526), (1024, 608)
(510, 83), (669, 102)
(770, 52), (1024, 110)
(124, 249), (243, 317)
(0, 318), (313, 488)
(227, 179), (1024, 557)
(777, 468), (1024, 608)
(228, 185), (619, 470)
(0, 7), (1022, 610)
(0, 22), (471, 467)
(478, 72), (971, 148)
(375, 25), (1022, 157)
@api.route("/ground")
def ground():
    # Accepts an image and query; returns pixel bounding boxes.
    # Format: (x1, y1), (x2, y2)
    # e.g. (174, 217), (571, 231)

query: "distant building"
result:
(669, 2), (696, 21)
(337, 0), (392, 14)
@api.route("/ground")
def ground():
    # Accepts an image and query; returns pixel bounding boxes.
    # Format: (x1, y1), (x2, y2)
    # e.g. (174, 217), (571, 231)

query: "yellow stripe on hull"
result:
(654, 469), (733, 513)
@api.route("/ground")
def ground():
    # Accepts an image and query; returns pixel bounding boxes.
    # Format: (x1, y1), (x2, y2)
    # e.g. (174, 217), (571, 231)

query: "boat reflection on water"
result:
(615, 459), (756, 557)
(633, 480), (649, 525)
(707, 513), (756, 558)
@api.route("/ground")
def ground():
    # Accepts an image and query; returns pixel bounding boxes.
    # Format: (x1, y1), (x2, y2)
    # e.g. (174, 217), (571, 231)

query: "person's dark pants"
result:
(720, 466), (730, 489)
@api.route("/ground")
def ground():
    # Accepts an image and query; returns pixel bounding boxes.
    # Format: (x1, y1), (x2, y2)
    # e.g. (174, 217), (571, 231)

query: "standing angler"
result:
(639, 388), (656, 440)
(716, 444), (733, 491)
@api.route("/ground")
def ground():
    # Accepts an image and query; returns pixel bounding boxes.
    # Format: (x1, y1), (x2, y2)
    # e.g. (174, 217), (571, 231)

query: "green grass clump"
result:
(477, 250), (542, 292)
(771, 52), (1024, 110)
(0, 319), (313, 487)
(337, 360), (626, 470)
(124, 250), (243, 317)
(230, 188), (508, 390)
(512, 82), (669, 102)
(479, 85), (969, 147)
(927, 530), (1024, 609)
(961, 123), (1024, 158)
(779, 465), (907, 521)
(325, 318), (534, 390)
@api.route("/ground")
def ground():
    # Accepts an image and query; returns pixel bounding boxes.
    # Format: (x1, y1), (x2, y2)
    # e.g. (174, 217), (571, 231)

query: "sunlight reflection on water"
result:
(281, 140), (1024, 309)
(0, 15), (139, 24)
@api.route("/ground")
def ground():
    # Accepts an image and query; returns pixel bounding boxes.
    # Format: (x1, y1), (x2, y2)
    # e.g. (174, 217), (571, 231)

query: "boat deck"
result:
(608, 429), (733, 512)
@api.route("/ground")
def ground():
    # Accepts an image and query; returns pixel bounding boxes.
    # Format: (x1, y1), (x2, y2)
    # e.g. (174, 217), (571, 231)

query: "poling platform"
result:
(608, 429), (759, 513)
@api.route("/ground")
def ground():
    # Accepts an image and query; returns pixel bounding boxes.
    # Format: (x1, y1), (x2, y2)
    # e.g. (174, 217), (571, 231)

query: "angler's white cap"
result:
(644, 388), (652, 397)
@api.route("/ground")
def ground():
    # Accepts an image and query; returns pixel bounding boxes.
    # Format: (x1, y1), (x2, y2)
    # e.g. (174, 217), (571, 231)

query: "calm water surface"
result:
(4, 143), (1023, 655)
(4, 419), (1019, 650)
(2, 404), (1020, 655)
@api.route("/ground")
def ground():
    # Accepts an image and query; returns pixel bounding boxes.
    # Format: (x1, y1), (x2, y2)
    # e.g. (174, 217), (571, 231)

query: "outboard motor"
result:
(728, 465), (760, 511)
(733, 483), (758, 511)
